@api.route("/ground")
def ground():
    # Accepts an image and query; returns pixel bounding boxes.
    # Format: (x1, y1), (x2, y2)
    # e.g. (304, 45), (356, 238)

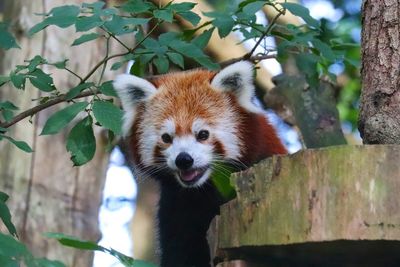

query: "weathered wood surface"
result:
(213, 145), (400, 266)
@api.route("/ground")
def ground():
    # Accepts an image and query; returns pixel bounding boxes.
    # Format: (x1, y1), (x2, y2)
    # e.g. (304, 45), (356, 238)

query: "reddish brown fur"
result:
(148, 70), (228, 136)
(129, 68), (287, 168)
(238, 109), (287, 165)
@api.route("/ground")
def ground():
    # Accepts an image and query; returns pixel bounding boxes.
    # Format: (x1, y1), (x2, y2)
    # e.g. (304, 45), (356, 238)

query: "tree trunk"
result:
(359, 0), (400, 144)
(0, 1), (127, 265)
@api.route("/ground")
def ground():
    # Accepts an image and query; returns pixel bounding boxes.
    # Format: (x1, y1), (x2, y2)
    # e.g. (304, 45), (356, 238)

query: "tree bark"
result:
(359, 0), (400, 144)
(0, 0), (127, 265)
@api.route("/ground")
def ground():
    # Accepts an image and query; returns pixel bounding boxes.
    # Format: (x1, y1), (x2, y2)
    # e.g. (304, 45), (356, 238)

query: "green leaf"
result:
(0, 23), (20, 50)
(129, 59), (145, 77)
(0, 256), (18, 267)
(27, 55), (46, 72)
(210, 163), (236, 200)
(205, 12), (234, 38)
(194, 57), (219, 70)
(242, 1), (266, 15)
(158, 32), (180, 46)
(10, 72), (26, 90)
(143, 38), (168, 55)
(192, 28), (214, 49)
(154, 9), (174, 22)
(132, 260), (158, 267)
(169, 2), (196, 12)
(92, 101), (123, 135)
(281, 2), (320, 29)
(0, 101), (19, 110)
(169, 41), (204, 58)
(0, 192), (9, 202)
(45, 233), (104, 251)
(40, 101), (89, 135)
(50, 59), (68, 69)
(82, 1), (105, 12)
(66, 115), (96, 166)
(71, 33), (100, 46)
(153, 56), (169, 74)
(99, 81), (118, 97)
(29, 5), (80, 35)
(2, 135), (33, 153)
(1, 110), (13, 122)
(29, 69), (56, 92)
(0, 233), (29, 257)
(32, 258), (66, 267)
(295, 53), (320, 88)
(75, 15), (103, 32)
(120, 0), (155, 13)
(166, 52), (184, 69)
(0, 192), (18, 237)
(110, 61), (124, 71)
(103, 15), (149, 36)
(0, 76), (10, 86)
(177, 11), (201, 26)
(312, 39), (336, 61)
(28, 21), (49, 36)
(65, 82), (94, 100)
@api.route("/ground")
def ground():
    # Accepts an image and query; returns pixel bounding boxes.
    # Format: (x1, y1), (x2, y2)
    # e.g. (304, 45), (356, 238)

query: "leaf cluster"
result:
(0, 0), (359, 164)
(0, 191), (155, 267)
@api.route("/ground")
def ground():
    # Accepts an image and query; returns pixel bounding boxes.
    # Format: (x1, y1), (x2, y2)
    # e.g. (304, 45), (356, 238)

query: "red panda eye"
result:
(197, 130), (209, 141)
(161, 133), (173, 144)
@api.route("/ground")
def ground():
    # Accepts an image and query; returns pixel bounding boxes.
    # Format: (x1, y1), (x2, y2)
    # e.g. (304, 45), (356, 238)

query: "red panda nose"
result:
(175, 152), (194, 170)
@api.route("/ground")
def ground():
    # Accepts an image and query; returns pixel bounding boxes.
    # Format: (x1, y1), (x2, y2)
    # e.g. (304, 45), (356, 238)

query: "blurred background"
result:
(92, 0), (361, 266)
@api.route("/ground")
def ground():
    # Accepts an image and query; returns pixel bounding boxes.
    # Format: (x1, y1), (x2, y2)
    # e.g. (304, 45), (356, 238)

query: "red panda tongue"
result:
(180, 169), (200, 182)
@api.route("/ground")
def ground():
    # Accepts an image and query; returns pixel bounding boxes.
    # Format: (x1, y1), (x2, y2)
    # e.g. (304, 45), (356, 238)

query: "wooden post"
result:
(212, 145), (400, 266)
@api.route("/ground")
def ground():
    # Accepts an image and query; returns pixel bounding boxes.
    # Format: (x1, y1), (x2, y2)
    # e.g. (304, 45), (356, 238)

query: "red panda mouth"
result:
(178, 166), (209, 185)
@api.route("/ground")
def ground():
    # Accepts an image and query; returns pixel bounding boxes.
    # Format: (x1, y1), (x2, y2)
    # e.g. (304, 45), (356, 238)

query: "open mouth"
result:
(178, 166), (210, 185)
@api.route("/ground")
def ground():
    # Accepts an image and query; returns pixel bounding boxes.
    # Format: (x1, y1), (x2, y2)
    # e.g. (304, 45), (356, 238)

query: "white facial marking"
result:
(164, 135), (212, 170)
(192, 118), (209, 135)
(160, 118), (175, 137)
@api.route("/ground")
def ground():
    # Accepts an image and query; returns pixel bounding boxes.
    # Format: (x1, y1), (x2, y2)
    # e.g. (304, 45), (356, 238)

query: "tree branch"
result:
(245, 7), (285, 59)
(0, 90), (99, 129)
(220, 54), (276, 67)
(1, 51), (278, 130)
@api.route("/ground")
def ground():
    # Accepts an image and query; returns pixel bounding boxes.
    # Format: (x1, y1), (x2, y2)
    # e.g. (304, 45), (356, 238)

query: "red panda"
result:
(113, 61), (287, 267)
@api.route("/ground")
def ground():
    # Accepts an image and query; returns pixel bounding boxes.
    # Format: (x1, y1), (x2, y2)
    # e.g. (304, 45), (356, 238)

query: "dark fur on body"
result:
(156, 173), (223, 267)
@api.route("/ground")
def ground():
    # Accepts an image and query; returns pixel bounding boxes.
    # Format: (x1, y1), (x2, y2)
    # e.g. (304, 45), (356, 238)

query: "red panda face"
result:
(113, 61), (285, 188)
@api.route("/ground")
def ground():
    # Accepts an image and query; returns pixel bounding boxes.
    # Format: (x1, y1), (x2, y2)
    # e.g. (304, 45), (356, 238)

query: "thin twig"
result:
(97, 37), (111, 86)
(80, 21), (161, 83)
(245, 7), (285, 59)
(64, 67), (83, 82)
(1, 21), (165, 129)
(101, 26), (131, 52)
(220, 54), (277, 67)
(81, 51), (129, 83)
(0, 90), (100, 129)
(129, 21), (162, 53)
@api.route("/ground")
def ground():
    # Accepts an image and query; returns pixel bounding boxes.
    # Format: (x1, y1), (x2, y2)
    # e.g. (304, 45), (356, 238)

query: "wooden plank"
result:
(214, 145), (400, 265)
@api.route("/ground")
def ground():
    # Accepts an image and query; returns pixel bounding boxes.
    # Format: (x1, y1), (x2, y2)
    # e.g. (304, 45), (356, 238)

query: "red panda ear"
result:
(211, 61), (261, 113)
(113, 74), (157, 136)
(113, 74), (157, 110)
